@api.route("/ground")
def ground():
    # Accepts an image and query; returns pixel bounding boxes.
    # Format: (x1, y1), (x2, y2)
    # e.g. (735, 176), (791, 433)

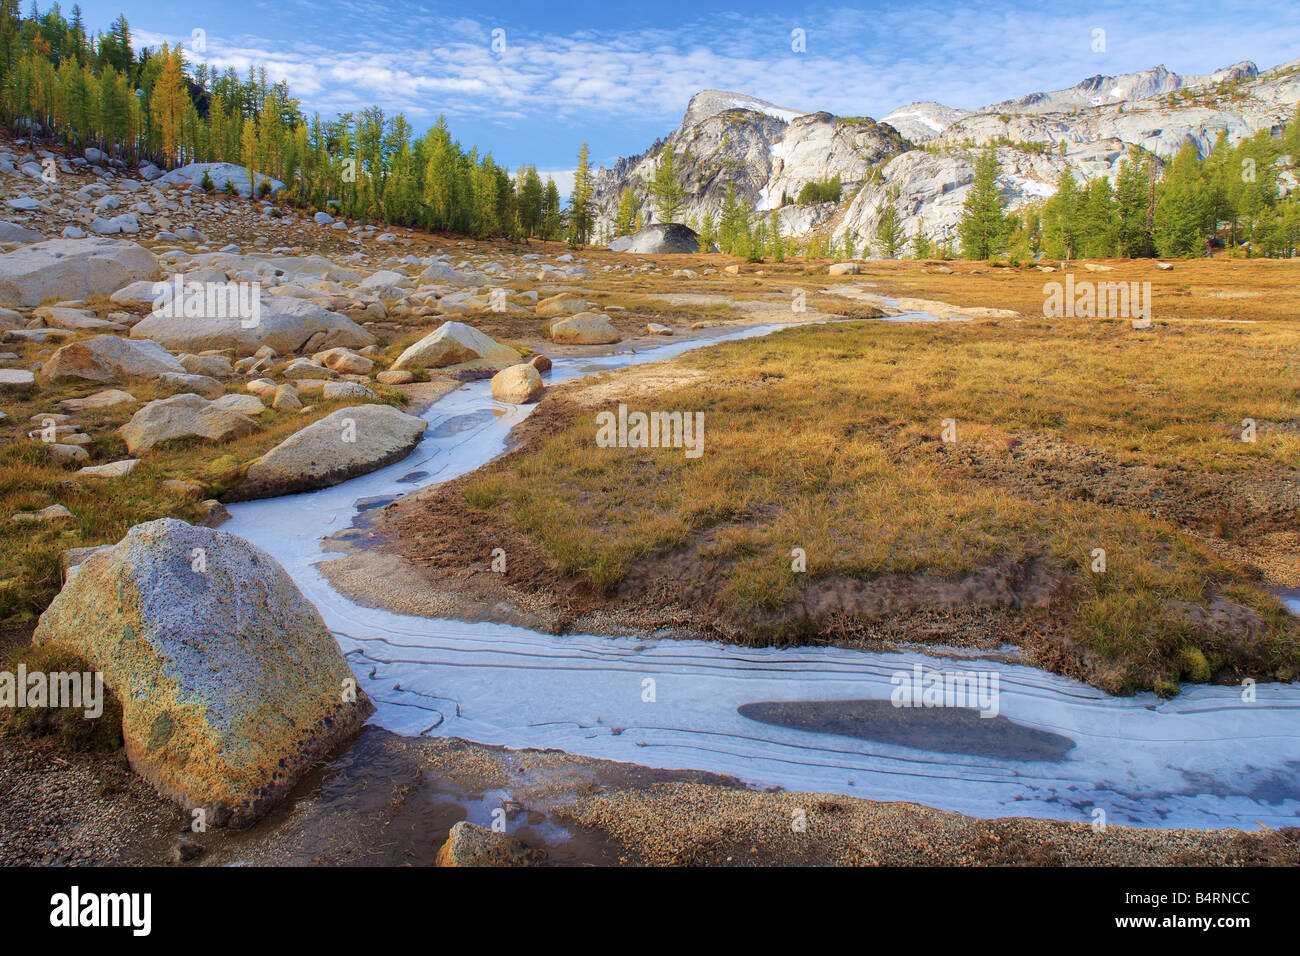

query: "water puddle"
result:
(738, 699), (1076, 762)
(1275, 587), (1300, 616)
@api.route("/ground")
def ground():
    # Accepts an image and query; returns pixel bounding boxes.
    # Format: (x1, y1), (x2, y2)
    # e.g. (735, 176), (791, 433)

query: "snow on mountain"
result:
(880, 102), (972, 143)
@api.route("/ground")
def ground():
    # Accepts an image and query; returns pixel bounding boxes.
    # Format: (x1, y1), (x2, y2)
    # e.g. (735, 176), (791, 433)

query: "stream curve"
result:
(222, 314), (1300, 830)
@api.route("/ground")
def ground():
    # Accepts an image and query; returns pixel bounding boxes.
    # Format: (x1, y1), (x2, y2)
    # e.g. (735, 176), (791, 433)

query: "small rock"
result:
(77, 459), (139, 479)
(271, 384), (303, 411)
(60, 388), (137, 411)
(212, 393), (268, 416)
(490, 363), (544, 404)
(174, 836), (204, 863)
(435, 821), (544, 867)
(196, 499), (231, 528)
(0, 368), (35, 391)
(162, 479), (206, 500)
(47, 444), (89, 464)
(11, 504), (73, 523)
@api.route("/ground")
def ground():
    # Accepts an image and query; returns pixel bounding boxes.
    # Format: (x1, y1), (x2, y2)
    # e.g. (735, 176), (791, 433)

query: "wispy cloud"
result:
(129, 0), (1300, 169)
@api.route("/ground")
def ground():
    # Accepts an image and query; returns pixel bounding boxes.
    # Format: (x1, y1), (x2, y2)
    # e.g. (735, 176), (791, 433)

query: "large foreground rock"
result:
(121, 393), (259, 453)
(608, 223), (711, 254)
(131, 294), (375, 356)
(390, 321), (520, 372)
(41, 335), (186, 383)
(229, 404), (427, 500)
(0, 237), (159, 308)
(34, 518), (372, 827)
(549, 312), (622, 345)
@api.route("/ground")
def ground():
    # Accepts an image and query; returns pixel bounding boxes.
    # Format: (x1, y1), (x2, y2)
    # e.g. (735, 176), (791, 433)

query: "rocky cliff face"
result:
(595, 58), (1300, 254)
(590, 91), (907, 241)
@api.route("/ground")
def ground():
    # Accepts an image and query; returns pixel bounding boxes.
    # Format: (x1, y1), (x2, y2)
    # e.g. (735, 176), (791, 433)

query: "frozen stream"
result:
(223, 315), (1300, 830)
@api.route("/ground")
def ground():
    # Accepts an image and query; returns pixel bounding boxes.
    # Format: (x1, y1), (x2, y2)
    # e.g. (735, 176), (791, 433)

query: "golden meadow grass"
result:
(458, 311), (1300, 694)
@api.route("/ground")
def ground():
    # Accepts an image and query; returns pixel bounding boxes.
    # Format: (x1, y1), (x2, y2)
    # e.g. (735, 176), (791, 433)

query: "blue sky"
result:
(68, 0), (1300, 188)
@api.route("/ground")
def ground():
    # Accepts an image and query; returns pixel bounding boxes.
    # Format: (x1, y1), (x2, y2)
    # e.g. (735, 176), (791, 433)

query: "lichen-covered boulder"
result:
(119, 393), (259, 454)
(130, 294), (375, 356)
(34, 518), (372, 827)
(41, 335), (185, 384)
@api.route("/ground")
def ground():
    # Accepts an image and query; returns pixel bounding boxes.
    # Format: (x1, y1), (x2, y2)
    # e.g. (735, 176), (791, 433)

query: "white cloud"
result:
(137, 2), (1300, 150)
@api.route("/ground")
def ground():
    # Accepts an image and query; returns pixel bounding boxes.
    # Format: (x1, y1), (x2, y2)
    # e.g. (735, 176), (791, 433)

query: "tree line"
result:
(956, 116), (1300, 260)
(0, 3), (604, 243)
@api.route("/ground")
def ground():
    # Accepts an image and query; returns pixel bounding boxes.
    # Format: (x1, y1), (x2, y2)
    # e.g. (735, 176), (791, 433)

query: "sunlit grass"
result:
(458, 313), (1300, 693)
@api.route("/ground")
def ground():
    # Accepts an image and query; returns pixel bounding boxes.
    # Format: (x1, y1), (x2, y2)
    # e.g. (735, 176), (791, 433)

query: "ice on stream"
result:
(223, 316), (1300, 831)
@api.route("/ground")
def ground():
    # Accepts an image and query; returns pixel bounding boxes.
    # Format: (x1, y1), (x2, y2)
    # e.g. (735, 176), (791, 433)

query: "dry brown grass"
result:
(433, 296), (1300, 695)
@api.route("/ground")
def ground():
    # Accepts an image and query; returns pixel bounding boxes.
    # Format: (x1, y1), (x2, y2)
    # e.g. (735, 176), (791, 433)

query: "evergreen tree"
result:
(698, 210), (716, 252)
(566, 141), (594, 247)
(1155, 142), (1214, 257)
(958, 145), (1008, 259)
(912, 228), (931, 259)
(148, 42), (186, 166)
(875, 205), (904, 257)
(649, 142), (685, 223)
(1078, 175), (1117, 257)
(515, 165), (544, 238)
(1114, 150), (1154, 257)
(769, 209), (784, 262)
(613, 184), (639, 236)
(541, 177), (561, 240)
(1042, 163), (1082, 259)
(718, 183), (744, 254)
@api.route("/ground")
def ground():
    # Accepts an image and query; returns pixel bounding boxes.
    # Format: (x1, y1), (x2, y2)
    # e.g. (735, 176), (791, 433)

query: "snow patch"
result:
(886, 110), (947, 133)
(1005, 173), (1056, 198)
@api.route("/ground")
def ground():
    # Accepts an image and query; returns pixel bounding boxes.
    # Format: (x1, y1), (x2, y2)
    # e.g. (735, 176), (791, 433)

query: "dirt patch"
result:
(5, 723), (1293, 867)
(558, 780), (1300, 867)
(0, 739), (183, 865)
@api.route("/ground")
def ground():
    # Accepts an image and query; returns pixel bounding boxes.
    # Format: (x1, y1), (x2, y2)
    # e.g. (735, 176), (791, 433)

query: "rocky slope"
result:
(595, 58), (1300, 254)
(590, 91), (907, 242)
